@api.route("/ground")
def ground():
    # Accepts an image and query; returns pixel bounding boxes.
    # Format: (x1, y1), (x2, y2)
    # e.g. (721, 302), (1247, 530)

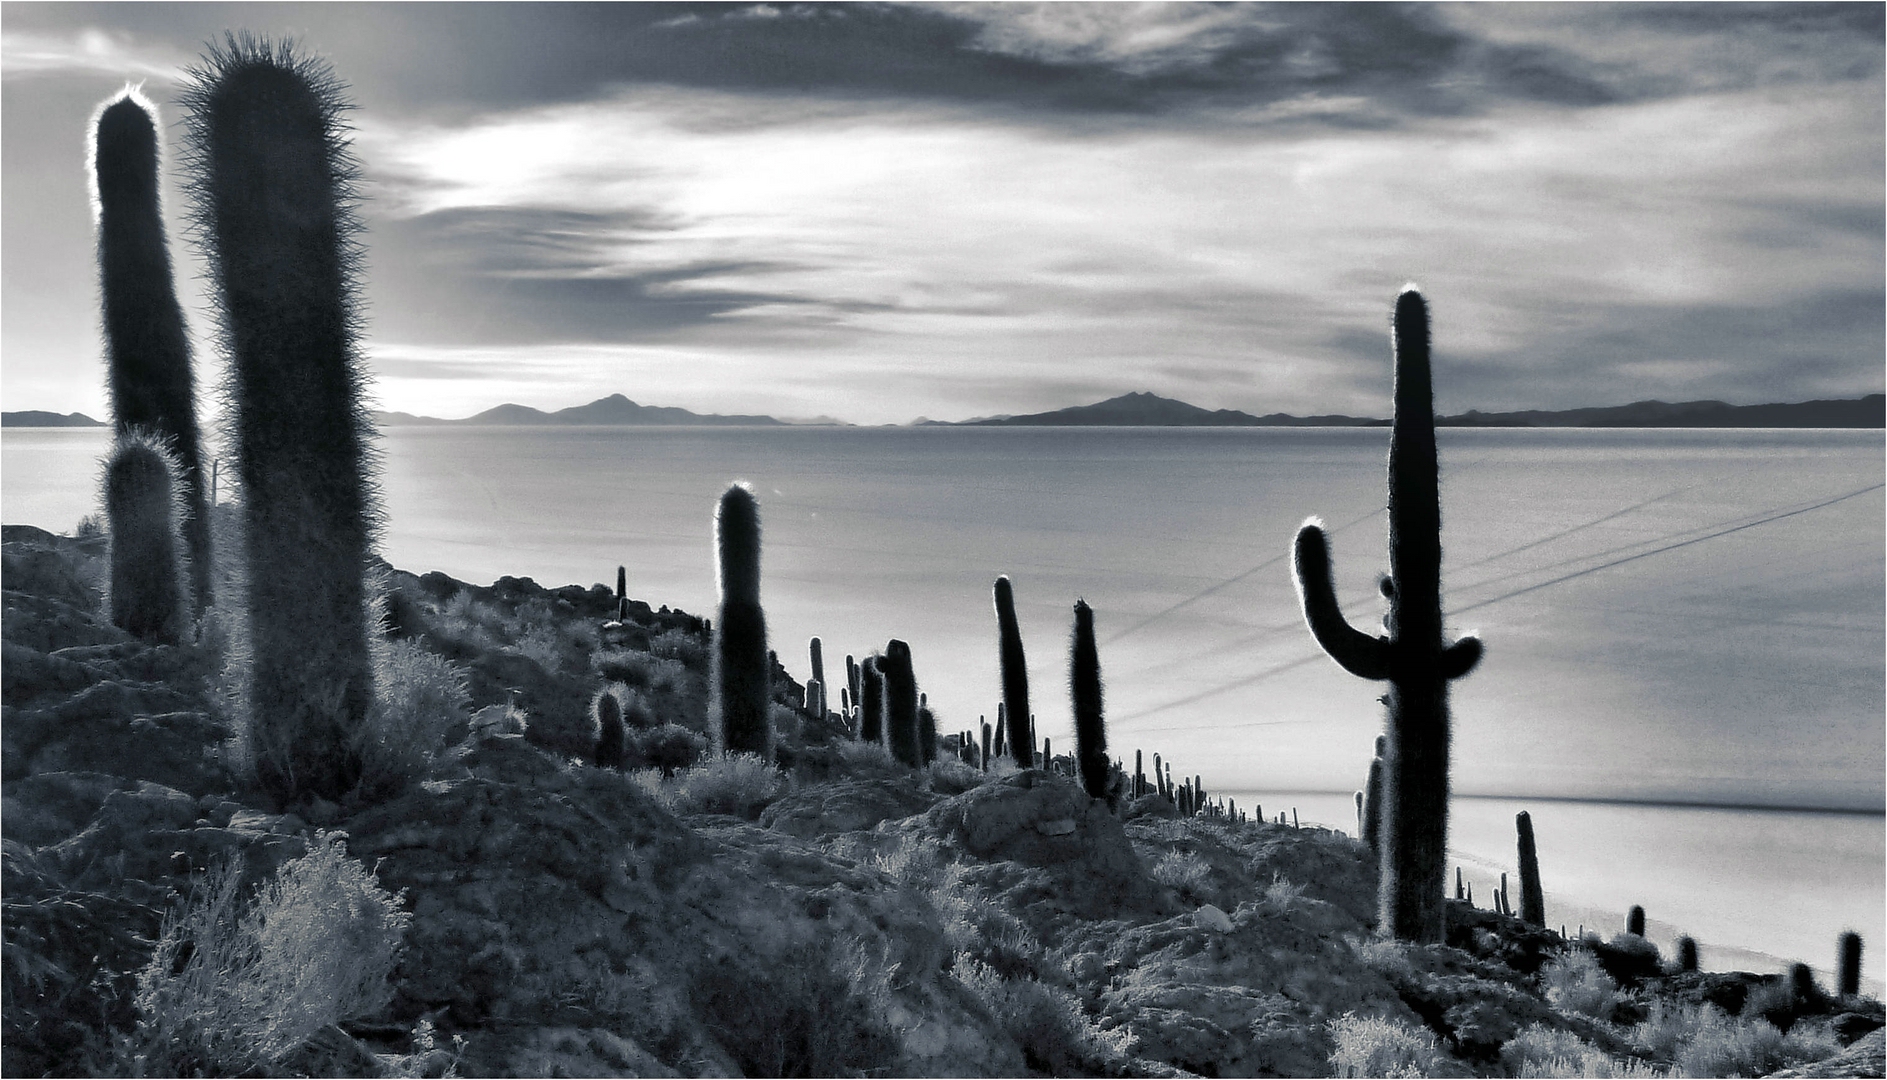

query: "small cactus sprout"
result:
(860, 655), (885, 745)
(1516, 811), (1545, 927)
(1292, 288), (1482, 943)
(883, 640), (921, 768)
(1839, 931), (1863, 997)
(809, 637), (827, 715)
(593, 686), (628, 769)
(93, 89), (211, 612)
(1070, 600), (1109, 800)
(993, 576), (1033, 768)
(184, 37), (378, 803)
(1627, 905), (1645, 938)
(103, 431), (190, 643)
(1677, 935), (1700, 974)
(711, 483), (771, 757)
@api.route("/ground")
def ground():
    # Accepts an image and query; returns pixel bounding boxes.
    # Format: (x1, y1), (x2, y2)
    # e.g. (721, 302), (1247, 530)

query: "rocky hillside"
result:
(3, 523), (1879, 1077)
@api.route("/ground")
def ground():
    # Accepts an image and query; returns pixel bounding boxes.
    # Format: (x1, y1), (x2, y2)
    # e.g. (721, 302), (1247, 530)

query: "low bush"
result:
(1150, 851), (1212, 899)
(1327, 1012), (1449, 1078)
(355, 636), (472, 797)
(953, 953), (1133, 1074)
(1625, 999), (1840, 1078)
(133, 833), (410, 1075)
(649, 627), (706, 667)
(1503, 1023), (1665, 1078)
(594, 649), (689, 694)
(625, 723), (707, 775)
(638, 753), (784, 818)
(1542, 948), (1620, 1020)
(691, 940), (899, 1078)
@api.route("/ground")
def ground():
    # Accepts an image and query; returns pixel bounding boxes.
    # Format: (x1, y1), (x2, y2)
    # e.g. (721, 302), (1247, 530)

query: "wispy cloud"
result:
(0, 27), (192, 83)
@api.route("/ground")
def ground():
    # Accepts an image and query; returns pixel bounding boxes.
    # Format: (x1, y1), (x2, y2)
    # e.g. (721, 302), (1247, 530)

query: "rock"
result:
(760, 778), (940, 838)
(1769, 1028), (1886, 1078)
(0, 771), (134, 847)
(495, 1026), (680, 1078)
(23, 708), (229, 796)
(1, 641), (100, 707)
(2, 541), (99, 609)
(2, 590), (128, 653)
(1193, 904), (1233, 933)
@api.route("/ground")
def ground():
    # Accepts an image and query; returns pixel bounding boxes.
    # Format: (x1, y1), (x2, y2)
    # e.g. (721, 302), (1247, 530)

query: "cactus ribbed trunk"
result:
(1293, 288), (1482, 942)
(993, 576), (1033, 767)
(1516, 811), (1545, 927)
(1070, 600), (1108, 799)
(187, 38), (376, 804)
(104, 434), (189, 644)
(712, 484), (770, 757)
(94, 92), (211, 614)
(883, 640), (920, 767)
(860, 656), (885, 745)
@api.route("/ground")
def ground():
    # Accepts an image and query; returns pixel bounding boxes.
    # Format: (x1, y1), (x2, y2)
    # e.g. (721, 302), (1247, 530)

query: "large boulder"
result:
(760, 777), (940, 838)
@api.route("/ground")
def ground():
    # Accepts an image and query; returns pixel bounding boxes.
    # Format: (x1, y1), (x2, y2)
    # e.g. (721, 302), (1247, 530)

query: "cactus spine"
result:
(1839, 932), (1862, 997)
(1516, 811), (1545, 927)
(883, 639), (921, 767)
(1069, 600), (1108, 799)
(185, 38), (377, 803)
(103, 433), (189, 643)
(712, 483), (770, 756)
(860, 656), (885, 745)
(993, 576), (1033, 768)
(1292, 288), (1482, 942)
(93, 90), (212, 613)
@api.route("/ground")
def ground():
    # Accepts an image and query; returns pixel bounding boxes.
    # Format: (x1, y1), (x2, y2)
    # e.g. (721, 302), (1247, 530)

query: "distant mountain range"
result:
(929, 391), (1886, 429)
(7, 391), (1881, 429)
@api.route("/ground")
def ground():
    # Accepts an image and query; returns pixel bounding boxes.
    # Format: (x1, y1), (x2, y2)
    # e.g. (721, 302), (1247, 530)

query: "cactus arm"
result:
(1441, 635), (1482, 679)
(1293, 522), (1392, 680)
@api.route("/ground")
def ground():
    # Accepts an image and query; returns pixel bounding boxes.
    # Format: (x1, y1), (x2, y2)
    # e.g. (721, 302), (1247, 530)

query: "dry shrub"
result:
(134, 833), (409, 1075)
(594, 649), (689, 694)
(1504, 1023), (1666, 1078)
(1327, 1012), (1448, 1078)
(355, 636), (471, 797)
(952, 953), (1133, 1074)
(639, 752), (784, 818)
(1542, 948), (1620, 1020)
(650, 627), (705, 667)
(691, 940), (899, 1078)
(1150, 851), (1212, 898)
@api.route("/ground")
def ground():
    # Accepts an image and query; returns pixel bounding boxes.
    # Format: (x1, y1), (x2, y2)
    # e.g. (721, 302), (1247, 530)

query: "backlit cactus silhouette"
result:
(1628, 905), (1646, 937)
(93, 89), (212, 613)
(809, 636), (827, 716)
(1292, 288), (1482, 942)
(1676, 935), (1699, 974)
(183, 37), (377, 803)
(103, 432), (189, 644)
(993, 576), (1033, 767)
(712, 483), (770, 756)
(1516, 811), (1545, 927)
(1070, 599), (1108, 800)
(883, 639), (920, 767)
(1839, 932), (1862, 997)
(860, 655), (885, 745)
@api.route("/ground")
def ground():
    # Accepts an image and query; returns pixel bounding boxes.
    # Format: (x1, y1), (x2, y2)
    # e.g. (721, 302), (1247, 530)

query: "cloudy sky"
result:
(4, 2), (1881, 424)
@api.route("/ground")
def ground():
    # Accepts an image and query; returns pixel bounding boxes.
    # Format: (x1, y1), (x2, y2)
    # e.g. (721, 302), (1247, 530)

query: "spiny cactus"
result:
(883, 640), (920, 767)
(1362, 750), (1385, 852)
(860, 655), (885, 745)
(1627, 905), (1645, 938)
(593, 686), (627, 769)
(1516, 811), (1545, 927)
(809, 637), (827, 716)
(993, 576), (1033, 768)
(1069, 600), (1109, 800)
(1677, 935), (1699, 974)
(616, 565), (628, 621)
(980, 720), (992, 771)
(183, 37), (377, 804)
(103, 431), (190, 643)
(1292, 287), (1482, 942)
(994, 705), (1007, 759)
(917, 704), (937, 766)
(93, 89), (211, 613)
(846, 654), (860, 716)
(1838, 932), (1862, 997)
(711, 483), (770, 757)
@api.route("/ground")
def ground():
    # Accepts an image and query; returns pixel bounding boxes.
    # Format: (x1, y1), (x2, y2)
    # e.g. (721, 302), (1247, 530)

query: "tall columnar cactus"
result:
(883, 640), (921, 767)
(184, 38), (377, 803)
(1838, 932), (1862, 997)
(809, 637), (827, 716)
(1362, 740), (1386, 852)
(994, 705), (1007, 759)
(1515, 811), (1545, 927)
(103, 432), (190, 643)
(993, 576), (1033, 768)
(93, 89), (212, 613)
(860, 655), (885, 745)
(616, 565), (628, 621)
(917, 705), (938, 766)
(1070, 600), (1109, 800)
(1627, 905), (1646, 938)
(980, 720), (992, 771)
(711, 483), (770, 756)
(846, 654), (861, 716)
(1292, 288), (1483, 942)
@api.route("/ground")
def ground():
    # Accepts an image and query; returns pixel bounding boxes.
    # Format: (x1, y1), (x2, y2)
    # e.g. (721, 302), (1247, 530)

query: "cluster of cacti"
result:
(711, 483), (771, 757)
(103, 432), (190, 644)
(1293, 288), (1482, 943)
(184, 36), (378, 804)
(93, 89), (212, 616)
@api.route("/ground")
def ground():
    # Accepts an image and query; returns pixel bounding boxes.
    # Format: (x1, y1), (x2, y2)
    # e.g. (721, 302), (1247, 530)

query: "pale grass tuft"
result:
(1327, 1012), (1448, 1078)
